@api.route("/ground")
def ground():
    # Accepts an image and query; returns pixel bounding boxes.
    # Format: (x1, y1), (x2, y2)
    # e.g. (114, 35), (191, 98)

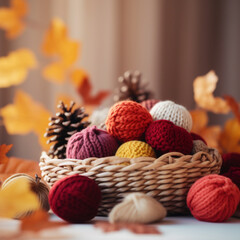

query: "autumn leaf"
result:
(224, 95), (240, 122)
(71, 69), (110, 105)
(21, 210), (67, 232)
(193, 71), (230, 114)
(0, 177), (39, 218)
(0, 144), (13, 164)
(0, 49), (37, 88)
(0, 0), (27, 39)
(190, 109), (221, 150)
(42, 18), (80, 83)
(0, 90), (51, 150)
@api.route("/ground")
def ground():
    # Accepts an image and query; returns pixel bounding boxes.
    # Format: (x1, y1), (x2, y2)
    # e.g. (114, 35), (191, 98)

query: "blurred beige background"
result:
(0, 0), (240, 160)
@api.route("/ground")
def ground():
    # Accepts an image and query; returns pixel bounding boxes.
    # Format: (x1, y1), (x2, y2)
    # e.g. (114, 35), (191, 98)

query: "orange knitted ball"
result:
(106, 101), (153, 142)
(187, 174), (240, 222)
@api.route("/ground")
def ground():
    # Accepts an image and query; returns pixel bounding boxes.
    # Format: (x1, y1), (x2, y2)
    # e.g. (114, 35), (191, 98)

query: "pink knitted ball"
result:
(66, 126), (119, 159)
(145, 120), (193, 154)
(187, 174), (240, 222)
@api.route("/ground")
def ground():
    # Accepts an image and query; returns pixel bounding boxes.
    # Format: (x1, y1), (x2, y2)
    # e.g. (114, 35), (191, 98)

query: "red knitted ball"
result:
(190, 132), (207, 145)
(187, 174), (240, 222)
(49, 175), (101, 223)
(106, 100), (153, 142)
(223, 167), (240, 189)
(145, 120), (193, 154)
(66, 126), (119, 159)
(221, 153), (240, 174)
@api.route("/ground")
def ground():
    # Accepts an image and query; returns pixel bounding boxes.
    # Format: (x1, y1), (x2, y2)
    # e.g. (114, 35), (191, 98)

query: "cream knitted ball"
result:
(150, 100), (192, 132)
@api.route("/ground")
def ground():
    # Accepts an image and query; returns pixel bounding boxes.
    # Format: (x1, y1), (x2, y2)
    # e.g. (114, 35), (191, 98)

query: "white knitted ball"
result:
(150, 100), (192, 132)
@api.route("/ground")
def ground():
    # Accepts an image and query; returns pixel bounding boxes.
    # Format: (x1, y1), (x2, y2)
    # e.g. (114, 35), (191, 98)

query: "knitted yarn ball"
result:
(89, 107), (110, 129)
(191, 140), (208, 154)
(191, 132), (207, 145)
(115, 141), (156, 158)
(106, 100), (153, 142)
(187, 174), (240, 222)
(221, 153), (240, 174)
(140, 99), (159, 111)
(222, 167), (240, 189)
(49, 175), (101, 223)
(145, 120), (193, 155)
(150, 100), (192, 132)
(66, 126), (119, 159)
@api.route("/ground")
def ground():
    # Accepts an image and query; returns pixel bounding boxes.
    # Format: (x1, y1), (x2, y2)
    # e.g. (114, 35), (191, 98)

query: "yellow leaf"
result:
(0, 178), (39, 218)
(43, 62), (66, 83)
(193, 71), (230, 114)
(0, 0), (27, 39)
(0, 49), (37, 88)
(0, 144), (13, 164)
(220, 118), (240, 153)
(0, 90), (51, 150)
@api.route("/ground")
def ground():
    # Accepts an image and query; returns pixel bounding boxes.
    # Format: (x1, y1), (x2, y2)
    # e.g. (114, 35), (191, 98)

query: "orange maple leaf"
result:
(193, 71), (230, 114)
(0, 49), (37, 88)
(21, 210), (67, 232)
(0, 0), (27, 39)
(0, 90), (51, 150)
(0, 144), (13, 164)
(190, 109), (222, 150)
(71, 69), (110, 105)
(42, 18), (80, 83)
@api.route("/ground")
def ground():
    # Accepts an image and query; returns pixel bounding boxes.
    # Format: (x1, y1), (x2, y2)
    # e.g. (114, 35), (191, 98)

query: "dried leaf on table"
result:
(71, 69), (110, 105)
(193, 71), (230, 114)
(0, 0), (27, 39)
(21, 210), (67, 232)
(0, 90), (51, 150)
(0, 49), (37, 88)
(0, 177), (39, 218)
(94, 221), (161, 234)
(190, 109), (221, 150)
(0, 144), (13, 164)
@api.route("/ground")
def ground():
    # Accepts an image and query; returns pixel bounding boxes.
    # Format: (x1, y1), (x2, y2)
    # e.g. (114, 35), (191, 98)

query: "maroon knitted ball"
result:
(145, 120), (193, 154)
(140, 99), (160, 111)
(223, 167), (240, 189)
(190, 132), (207, 145)
(49, 175), (101, 223)
(66, 126), (119, 159)
(221, 153), (240, 174)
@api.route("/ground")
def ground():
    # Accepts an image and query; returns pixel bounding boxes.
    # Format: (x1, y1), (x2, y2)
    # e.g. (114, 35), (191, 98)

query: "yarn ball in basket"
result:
(150, 100), (192, 132)
(145, 120), (193, 155)
(115, 141), (156, 158)
(66, 126), (119, 159)
(106, 100), (153, 142)
(140, 99), (159, 111)
(191, 140), (208, 154)
(190, 132), (207, 145)
(49, 175), (101, 223)
(187, 174), (240, 222)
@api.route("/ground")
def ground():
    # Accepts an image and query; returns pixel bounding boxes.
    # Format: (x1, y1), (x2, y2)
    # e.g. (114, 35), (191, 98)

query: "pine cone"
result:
(114, 71), (151, 103)
(45, 101), (90, 159)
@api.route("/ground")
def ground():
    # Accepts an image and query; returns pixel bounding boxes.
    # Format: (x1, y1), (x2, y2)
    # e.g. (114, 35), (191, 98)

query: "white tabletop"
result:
(1, 215), (240, 240)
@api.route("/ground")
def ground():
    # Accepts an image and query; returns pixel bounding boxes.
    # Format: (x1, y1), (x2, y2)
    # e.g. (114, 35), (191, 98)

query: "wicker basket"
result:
(40, 148), (222, 216)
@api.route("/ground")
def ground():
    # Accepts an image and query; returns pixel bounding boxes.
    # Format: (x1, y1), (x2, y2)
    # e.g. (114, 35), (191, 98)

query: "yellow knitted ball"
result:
(115, 141), (156, 158)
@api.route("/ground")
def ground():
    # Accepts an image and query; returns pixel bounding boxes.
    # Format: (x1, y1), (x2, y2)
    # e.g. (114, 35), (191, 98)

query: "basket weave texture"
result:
(40, 148), (222, 216)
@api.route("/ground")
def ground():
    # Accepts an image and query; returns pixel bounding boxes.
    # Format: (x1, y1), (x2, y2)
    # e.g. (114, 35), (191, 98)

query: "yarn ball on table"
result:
(222, 167), (240, 189)
(140, 99), (160, 111)
(106, 100), (153, 142)
(145, 120), (193, 155)
(115, 141), (156, 158)
(150, 100), (192, 132)
(66, 126), (119, 159)
(187, 174), (240, 222)
(221, 153), (240, 174)
(49, 175), (101, 223)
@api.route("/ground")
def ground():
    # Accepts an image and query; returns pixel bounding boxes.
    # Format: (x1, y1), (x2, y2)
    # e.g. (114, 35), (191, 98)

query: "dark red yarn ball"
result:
(221, 153), (240, 174)
(223, 167), (240, 189)
(49, 175), (101, 223)
(190, 132), (207, 145)
(145, 120), (193, 155)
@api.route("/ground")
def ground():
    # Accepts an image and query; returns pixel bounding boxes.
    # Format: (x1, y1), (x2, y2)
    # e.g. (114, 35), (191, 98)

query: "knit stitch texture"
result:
(145, 120), (193, 155)
(187, 174), (240, 222)
(150, 100), (192, 132)
(115, 140), (156, 158)
(49, 175), (101, 223)
(106, 100), (153, 142)
(66, 126), (119, 159)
